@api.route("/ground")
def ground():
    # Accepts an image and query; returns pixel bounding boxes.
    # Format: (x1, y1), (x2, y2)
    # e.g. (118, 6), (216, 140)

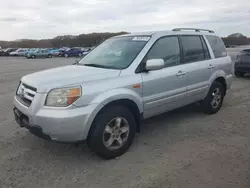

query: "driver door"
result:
(142, 36), (188, 118)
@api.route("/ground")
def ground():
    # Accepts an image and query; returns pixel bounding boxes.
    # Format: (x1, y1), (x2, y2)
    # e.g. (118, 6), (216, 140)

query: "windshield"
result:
(78, 36), (150, 69)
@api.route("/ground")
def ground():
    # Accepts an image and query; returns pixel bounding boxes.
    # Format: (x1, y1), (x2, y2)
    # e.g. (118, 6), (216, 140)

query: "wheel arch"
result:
(86, 98), (142, 142)
(214, 77), (227, 95)
(208, 70), (228, 96)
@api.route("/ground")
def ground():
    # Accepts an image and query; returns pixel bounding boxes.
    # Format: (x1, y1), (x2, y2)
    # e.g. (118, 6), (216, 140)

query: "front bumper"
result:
(14, 95), (102, 142)
(14, 108), (51, 140)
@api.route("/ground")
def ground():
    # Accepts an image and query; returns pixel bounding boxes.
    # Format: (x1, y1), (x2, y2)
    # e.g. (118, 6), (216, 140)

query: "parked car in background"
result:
(9, 49), (21, 56)
(0, 48), (17, 56)
(26, 49), (53, 59)
(55, 47), (68, 56)
(60, 47), (83, 57)
(234, 49), (250, 77)
(9, 48), (29, 56)
(50, 49), (62, 56)
(23, 48), (36, 56)
(81, 48), (92, 57)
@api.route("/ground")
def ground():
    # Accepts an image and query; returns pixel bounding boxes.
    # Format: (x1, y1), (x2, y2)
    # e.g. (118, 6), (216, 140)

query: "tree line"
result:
(0, 32), (128, 48)
(0, 32), (249, 49)
(222, 36), (250, 47)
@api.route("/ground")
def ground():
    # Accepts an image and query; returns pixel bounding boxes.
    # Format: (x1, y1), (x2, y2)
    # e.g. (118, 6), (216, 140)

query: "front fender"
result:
(79, 88), (143, 139)
(90, 88), (143, 113)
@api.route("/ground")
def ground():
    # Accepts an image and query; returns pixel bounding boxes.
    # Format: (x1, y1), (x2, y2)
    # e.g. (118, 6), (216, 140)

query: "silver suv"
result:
(13, 28), (233, 159)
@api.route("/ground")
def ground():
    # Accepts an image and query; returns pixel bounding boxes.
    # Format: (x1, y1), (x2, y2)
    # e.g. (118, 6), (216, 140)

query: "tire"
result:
(202, 81), (225, 114)
(78, 53), (82, 57)
(48, 54), (52, 58)
(31, 55), (36, 59)
(88, 106), (136, 159)
(235, 71), (245, 77)
(64, 53), (68, 58)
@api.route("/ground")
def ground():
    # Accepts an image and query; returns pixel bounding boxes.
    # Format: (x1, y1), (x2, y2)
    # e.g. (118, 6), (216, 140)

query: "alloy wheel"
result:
(102, 117), (130, 150)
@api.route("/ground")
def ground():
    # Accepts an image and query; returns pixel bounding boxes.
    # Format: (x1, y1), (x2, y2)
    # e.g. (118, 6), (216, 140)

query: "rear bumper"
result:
(234, 67), (250, 73)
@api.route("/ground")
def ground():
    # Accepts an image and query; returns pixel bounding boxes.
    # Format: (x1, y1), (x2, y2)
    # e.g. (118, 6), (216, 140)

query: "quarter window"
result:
(181, 36), (206, 63)
(147, 36), (180, 67)
(206, 35), (227, 58)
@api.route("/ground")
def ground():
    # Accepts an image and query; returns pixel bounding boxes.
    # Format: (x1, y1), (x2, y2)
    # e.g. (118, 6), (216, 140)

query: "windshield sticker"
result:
(132, 37), (150, 41)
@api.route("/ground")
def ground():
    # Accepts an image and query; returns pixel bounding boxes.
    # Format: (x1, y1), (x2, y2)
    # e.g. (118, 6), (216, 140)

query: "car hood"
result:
(21, 65), (121, 93)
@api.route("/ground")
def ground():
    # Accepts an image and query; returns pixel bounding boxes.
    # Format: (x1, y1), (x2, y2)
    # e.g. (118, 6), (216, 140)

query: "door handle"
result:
(176, 71), (186, 76)
(208, 64), (215, 69)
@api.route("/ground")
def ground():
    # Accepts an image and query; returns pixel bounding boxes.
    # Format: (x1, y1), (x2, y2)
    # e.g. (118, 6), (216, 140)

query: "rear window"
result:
(206, 35), (227, 58)
(238, 53), (250, 62)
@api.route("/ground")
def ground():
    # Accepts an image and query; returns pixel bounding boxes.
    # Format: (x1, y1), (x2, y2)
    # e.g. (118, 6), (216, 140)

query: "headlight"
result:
(45, 87), (81, 107)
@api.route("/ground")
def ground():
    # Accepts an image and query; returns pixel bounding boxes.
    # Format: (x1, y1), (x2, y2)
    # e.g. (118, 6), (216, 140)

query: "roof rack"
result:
(172, 28), (214, 33)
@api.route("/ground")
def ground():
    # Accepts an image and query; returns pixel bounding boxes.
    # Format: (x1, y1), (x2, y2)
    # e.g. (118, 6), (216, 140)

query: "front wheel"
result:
(78, 53), (82, 57)
(64, 53), (68, 58)
(202, 81), (225, 114)
(88, 106), (136, 159)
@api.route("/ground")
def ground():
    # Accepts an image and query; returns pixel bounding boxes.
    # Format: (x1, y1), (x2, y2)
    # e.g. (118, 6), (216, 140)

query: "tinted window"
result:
(238, 53), (250, 62)
(181, 36), (205, 63)
(206, 35), (227, 58)
(147, 36), (180, 67)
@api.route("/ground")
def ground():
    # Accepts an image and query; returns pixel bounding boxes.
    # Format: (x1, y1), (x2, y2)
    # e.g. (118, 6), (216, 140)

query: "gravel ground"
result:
(0, 56), (249, 188)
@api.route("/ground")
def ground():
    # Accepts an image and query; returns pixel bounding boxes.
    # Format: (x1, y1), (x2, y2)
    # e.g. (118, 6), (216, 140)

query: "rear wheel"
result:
(235, 71), (245, 77)
(88, 106), (136, 159)
(202, 81), (225, 114)
(31, 55), (36, 59)
(48, 54), (52, 58)
(78, 53), (82, 57)
(64, 53), (68, 58)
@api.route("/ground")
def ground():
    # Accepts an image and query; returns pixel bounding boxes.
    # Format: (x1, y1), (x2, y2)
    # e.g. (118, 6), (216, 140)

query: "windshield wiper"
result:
(83, 64), (110, 69)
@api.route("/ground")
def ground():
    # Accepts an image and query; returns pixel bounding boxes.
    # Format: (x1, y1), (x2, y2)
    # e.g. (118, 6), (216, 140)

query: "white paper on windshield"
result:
(132, 37), (150, 41)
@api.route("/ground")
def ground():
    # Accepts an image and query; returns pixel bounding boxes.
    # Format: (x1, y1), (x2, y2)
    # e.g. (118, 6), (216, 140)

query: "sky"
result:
(0, 0), (250, 40)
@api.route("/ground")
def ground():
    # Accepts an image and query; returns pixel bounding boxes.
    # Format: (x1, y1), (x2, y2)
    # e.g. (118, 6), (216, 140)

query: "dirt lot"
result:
(0, 56), (250, 188)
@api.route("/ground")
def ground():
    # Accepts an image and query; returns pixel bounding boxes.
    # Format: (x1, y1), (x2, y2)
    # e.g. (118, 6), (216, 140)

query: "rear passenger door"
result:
(180, 35), (213, 101)
(205, 35), (231, 76)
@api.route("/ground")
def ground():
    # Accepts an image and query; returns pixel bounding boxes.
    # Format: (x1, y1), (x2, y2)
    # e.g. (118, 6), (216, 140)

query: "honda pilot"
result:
(13, 28), (233, 159)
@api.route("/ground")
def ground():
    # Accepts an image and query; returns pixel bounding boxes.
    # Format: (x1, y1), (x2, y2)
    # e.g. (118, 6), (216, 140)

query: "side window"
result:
(206, 35), (227, 58)
(147, 36), (180, 67)
(181, 36), (205, 63)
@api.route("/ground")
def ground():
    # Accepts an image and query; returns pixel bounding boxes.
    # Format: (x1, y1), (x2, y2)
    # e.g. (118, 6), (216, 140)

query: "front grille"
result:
(16, 82), (37, 107)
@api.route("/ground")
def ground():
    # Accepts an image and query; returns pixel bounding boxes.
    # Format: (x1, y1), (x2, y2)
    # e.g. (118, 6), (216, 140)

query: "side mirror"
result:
(146, 59), (164, 71)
